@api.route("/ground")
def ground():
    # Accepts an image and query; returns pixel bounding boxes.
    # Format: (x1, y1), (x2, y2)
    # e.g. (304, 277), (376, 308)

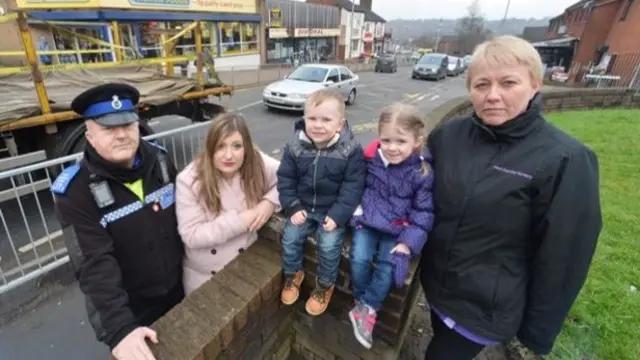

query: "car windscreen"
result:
(379, 55), (395, 60)
(287, 66), (328, 82)
(448, 58), (458, 64)
(419, 55), (443, 64)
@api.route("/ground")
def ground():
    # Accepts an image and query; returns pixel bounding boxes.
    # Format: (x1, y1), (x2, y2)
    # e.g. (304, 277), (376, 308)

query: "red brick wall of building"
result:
(606, 0), (640, 53)
(573, 0), (622, 63)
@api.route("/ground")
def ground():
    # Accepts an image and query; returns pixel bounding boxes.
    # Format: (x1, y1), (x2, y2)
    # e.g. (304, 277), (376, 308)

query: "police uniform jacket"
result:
(52, 140), (184, 350)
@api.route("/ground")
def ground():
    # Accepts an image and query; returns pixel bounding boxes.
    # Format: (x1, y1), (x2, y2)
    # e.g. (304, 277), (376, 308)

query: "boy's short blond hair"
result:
(305, 89), (346, 117)
(467, 35), (544, 88)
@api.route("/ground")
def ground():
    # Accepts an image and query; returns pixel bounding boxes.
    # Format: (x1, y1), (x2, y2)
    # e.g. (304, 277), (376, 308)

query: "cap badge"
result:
(111, 95), (122, 110)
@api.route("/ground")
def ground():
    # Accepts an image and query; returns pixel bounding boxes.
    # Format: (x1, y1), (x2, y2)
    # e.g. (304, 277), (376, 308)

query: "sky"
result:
(362, 0), (580, 21)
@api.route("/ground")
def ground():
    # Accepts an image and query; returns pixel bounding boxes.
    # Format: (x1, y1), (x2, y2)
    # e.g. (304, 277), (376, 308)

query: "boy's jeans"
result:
(281, 212), (346, 286)
(350, 227), (396, 311)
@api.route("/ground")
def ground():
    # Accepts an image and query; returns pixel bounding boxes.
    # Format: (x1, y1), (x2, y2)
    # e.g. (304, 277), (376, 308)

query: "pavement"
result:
(0, 66), (469, 360)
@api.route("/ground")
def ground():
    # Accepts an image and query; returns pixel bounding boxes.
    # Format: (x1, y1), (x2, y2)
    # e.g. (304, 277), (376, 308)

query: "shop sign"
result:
(269, 27), (288, 39)
(269, 8), (283, 28)
(15, 0), (257, 13)
(294, 28), (340, 38)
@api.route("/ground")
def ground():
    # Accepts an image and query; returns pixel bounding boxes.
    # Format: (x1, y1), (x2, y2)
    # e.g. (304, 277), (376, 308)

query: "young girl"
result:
(175, 113), (281, 295)
(348, 103), (435, 349)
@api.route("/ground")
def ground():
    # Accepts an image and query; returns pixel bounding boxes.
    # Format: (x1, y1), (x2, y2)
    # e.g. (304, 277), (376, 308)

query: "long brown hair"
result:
(377, 103), (430, 175)
(193, 112), (266, 215)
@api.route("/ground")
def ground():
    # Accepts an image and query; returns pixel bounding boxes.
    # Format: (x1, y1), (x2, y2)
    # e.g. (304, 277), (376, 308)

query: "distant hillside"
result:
(387, 18), (551, 43)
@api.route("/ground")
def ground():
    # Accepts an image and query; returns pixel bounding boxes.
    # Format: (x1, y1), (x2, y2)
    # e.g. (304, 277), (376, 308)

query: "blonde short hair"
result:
(467, 35), (544, 88)
(305, 89), (346, 116)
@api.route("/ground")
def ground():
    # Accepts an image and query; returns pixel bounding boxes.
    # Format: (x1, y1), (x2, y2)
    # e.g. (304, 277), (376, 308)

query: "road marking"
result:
(19, 230), (63, 253)
(361, 91), (383, 98)
(429, 95), (440, 101)
(404, 93), (421, 99)
(412, 94), (427, 103)
(237, 100), (263, 110)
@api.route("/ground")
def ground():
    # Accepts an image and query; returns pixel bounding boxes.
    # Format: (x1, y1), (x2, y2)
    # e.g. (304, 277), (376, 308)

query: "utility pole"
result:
(435, 18), (442, 52)
(501, 0), (511, 31)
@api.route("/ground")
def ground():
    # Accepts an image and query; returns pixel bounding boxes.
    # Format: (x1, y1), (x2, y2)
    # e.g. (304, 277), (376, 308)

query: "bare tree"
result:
(455, 0), (492, 55)
(415, 34), (437, 49)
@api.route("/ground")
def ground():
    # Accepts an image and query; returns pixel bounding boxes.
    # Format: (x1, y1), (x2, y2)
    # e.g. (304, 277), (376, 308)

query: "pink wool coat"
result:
(175, 152), (281, 294)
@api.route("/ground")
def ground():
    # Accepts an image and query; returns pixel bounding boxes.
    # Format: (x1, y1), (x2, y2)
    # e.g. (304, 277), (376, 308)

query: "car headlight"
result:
(263, 89), (271, 96)
(289, 93), (306, 99)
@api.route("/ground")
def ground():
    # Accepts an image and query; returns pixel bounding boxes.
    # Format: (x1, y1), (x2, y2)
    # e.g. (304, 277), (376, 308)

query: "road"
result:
(0, 67), (468, 360)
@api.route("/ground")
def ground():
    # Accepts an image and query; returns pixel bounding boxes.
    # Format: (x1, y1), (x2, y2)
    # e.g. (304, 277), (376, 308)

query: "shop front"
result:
(14, 0), (262, 69)
(267, 27), (339, 64)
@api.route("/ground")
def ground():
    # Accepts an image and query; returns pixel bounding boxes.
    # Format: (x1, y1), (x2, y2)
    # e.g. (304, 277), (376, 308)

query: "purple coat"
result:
(351, 140), (435, 287)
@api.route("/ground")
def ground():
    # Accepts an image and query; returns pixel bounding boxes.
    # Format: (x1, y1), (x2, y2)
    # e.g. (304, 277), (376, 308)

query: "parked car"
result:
(262, 64), (359, 112)
(410, 51), (422, 63)
(411, 53), (448, 81)
(463, 55), (472, 69)
(447, 56), (464, 76)
(375, 54), (398, 73)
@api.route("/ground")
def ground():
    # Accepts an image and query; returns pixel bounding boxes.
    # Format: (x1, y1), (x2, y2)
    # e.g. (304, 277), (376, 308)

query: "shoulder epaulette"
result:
(51, 163), (81, 195)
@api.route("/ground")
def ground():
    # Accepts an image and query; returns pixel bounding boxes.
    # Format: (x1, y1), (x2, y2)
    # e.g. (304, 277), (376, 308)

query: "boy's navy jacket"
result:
(351, 139), (435, 287)
(276, 119), (366, 226)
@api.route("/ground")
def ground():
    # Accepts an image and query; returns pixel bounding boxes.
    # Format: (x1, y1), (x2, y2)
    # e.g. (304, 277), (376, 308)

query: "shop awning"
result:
(29, 10), (261, 22)
(531, 37), (578, 48)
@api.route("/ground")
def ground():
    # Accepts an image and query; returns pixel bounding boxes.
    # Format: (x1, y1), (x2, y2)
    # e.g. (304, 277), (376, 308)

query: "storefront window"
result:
(51, 25), (112, 64)
(267, 37), (336, 64)
(220, 22), (259, 56)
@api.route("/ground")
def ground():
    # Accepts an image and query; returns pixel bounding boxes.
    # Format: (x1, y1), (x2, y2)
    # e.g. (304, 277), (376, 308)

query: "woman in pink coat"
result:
(175, 113), (281, 294)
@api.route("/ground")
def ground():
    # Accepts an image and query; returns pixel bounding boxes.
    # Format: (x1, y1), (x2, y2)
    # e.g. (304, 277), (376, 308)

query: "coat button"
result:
(211, 270), (216, 275)
(238, 248), (245, 253)
(211, 248), (217, 255)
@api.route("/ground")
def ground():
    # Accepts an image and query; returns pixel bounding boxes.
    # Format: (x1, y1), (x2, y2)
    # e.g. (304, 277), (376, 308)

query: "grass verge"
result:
(546, 109), (640, 360)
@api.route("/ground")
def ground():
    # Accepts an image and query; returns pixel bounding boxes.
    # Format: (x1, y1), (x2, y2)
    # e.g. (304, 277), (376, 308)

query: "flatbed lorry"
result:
(0, 11), (231, 164)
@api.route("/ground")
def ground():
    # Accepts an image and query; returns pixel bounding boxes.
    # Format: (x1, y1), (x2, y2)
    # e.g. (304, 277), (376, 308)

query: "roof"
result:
(298, 63), (351, 70)
(364, 9), (385, 22)
(531, 36), (578, 48)
(306, 0), (386, 22)
(566, 0), (593, 12)
(521, 26), (549, 43)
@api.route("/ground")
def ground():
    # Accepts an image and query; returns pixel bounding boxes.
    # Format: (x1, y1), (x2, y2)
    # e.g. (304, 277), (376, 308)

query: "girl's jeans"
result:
(350, 227), (396, 311)
(281, 213), (345, 286)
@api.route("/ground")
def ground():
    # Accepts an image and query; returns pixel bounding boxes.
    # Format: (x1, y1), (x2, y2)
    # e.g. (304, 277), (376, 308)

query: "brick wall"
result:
(427, 87), (640, 127)
(144, 214), (420, 360)
(573, 0), (621, 64)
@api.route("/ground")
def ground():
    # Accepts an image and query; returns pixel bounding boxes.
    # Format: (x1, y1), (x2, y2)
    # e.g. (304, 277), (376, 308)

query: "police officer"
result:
(52, 83), (184, 360)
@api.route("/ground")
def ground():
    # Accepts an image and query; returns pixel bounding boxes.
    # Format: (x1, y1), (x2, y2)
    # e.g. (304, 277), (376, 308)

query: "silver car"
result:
(262, 64), (359, 111)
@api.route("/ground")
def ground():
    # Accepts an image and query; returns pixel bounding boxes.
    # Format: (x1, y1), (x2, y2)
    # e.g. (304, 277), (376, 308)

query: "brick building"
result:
(307, 0), (386, 59)
(539, 0), (640, 85)
(436, 35), (460, 55)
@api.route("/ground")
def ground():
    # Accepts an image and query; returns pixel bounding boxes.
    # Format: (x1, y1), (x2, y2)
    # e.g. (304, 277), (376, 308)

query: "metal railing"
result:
(176, 57), (415, 88)
(566, 52), (640, 90)
(0, 120), (211, 295)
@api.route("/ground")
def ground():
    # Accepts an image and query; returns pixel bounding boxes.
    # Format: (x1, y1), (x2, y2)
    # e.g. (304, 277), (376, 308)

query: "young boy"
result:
(277, 89), (366, 316)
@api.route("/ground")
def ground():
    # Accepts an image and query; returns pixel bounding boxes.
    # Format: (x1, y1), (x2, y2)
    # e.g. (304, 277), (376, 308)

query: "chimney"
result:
(360, 0), (372, 9)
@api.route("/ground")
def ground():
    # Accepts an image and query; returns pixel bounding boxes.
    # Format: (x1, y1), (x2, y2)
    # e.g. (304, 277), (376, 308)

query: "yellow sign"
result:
(294, 28), (340, 38)
(0, 55), (196, 75)
(15, 0), (257, 13)
(269, 8), (282, 28)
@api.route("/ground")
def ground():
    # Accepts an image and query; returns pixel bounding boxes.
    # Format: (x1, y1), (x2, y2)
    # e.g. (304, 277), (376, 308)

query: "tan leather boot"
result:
(281, 271), (305, 305)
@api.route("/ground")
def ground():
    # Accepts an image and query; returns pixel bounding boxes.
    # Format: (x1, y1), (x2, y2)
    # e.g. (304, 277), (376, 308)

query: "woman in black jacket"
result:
(420, 35), (602, 360)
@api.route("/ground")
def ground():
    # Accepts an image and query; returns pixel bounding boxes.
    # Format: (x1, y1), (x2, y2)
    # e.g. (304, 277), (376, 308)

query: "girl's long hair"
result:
(193, 112), (266, 215)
